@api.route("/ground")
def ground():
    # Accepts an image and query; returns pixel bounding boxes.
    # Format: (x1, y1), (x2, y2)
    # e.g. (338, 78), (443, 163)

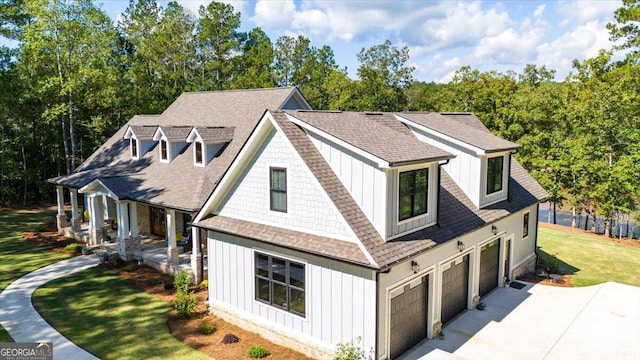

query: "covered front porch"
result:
(54, 183), (206, 282)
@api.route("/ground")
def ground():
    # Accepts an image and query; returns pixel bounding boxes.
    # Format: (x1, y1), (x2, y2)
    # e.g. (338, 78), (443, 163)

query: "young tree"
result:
(230, 27), (275, 89)
(196, 1), (241, 90)
(607, 0), (640, 56)
(355, 39), (414, 111)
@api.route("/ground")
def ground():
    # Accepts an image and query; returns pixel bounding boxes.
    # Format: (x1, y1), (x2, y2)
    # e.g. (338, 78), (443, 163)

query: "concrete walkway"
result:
(402, 281), (640, 360)
(0, 255), (101, 360)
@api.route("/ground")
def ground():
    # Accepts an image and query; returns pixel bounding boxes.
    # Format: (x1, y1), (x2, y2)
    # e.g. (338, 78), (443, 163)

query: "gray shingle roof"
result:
(284, 110), (454, 166)
(249, 111), (548, 269)
(194, 126), (235, 142)
(49, 87), (303, 211)
(128, 124), (158, 138)
(198, 215), (370, 266)
(158, 126), (192, 140)
(397, 112), (519, 153)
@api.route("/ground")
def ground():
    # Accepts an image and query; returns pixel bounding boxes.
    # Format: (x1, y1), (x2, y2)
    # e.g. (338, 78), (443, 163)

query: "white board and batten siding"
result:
(307, 132), (387, 238)
(409, 126), (482, 207)
(217, 128), (353, 241)
(386, 163), (439, 238)
(207, 232), (377, 355)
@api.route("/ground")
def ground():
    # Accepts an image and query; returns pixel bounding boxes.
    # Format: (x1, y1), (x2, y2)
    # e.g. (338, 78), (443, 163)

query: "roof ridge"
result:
(176, 87), (295, 96)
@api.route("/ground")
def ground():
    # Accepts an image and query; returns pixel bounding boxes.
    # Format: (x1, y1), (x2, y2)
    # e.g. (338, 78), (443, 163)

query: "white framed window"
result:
(254, 252), (305, 317)
(194, 141), (203, 165)
(160, 139), (168, 162)
(131, 138), (138, 159)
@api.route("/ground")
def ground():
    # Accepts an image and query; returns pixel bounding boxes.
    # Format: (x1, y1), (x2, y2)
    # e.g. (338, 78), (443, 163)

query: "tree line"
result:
(1, 0), (639, 237)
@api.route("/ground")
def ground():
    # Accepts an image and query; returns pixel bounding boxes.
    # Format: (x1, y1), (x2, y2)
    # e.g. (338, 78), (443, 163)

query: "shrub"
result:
(64, 243), (81, 253)
(199, 279), (208, 290)
(115, 258), (125, 267)
(174, 292), (198, 319)
(149, 278), (162, 285)
(198, 323), (216, 335)
(123, 264), (136, 272)
(174, 270), (191, 295)
(248, 345), (270, 358)
(221, 333), (239, 344)
(334, 337), (365, 360)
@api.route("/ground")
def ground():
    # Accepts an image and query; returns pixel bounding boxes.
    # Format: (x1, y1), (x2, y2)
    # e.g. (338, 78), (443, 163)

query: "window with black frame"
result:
(487, 156), (504, 194)
(270, 167), (287, 212)
(399, 168), (428, 221)
(255, 253), (305, 316)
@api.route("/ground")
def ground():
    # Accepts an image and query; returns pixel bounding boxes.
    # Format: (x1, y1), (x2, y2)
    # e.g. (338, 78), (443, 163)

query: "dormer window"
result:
(399, 168), (428, 221)
(186, 126), (234, 167)
(131, 138), (138, 158)
(487, 156), (503, 194)
(195, 142), (203, 165)
(160, 140), (168, 162)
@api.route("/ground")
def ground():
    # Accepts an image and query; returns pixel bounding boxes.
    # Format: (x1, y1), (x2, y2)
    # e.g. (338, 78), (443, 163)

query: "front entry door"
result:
(150, 206), (166, 237)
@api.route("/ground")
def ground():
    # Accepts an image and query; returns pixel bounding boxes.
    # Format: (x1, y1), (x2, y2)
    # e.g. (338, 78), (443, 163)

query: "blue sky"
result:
(11, 0), (626, 82)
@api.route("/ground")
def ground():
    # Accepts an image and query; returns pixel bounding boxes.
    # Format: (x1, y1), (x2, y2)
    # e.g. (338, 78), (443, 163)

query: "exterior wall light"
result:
(492, 225), (498, 235)
(411, 260), (420, 274)
(457, 241), (465, 252)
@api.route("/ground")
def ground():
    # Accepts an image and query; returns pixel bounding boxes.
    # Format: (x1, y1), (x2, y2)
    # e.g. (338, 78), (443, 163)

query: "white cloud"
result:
(556, 0), (619, 24)
(533, 4), (545, 18)
(176, 0), (246, 17)
(251, 0), (296, 28)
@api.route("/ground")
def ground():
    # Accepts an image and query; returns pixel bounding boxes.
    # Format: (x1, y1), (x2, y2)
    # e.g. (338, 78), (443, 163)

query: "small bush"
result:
(221, 333), (239, 344)
(248, 345), (270, 358)
(174, 270), (191, 295)
(33, 224), (47, 232)
(199, 279), (208, 289)
(174, 292), (198, 319)
(115, 258), (125, 267)
(198, 323), (216, 335)
(149, 277), (162, 285)
(64, 243), (81, 253)
(123, 264), (136, 272)
(334, 337), (365, 360)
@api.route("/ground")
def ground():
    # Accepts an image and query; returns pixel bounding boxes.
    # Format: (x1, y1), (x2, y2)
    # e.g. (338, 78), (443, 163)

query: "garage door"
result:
(389, 275), (428, 359)
(479, 239), (500, 297)
(441, 255), (469, 325)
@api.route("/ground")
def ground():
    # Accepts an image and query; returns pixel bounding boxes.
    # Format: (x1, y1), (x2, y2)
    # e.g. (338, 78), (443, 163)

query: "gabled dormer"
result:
(395, 112), (519, 208)
(186, 127), (234, 167)
(124, 125), (158, 160)
(152, 126), (192, 163)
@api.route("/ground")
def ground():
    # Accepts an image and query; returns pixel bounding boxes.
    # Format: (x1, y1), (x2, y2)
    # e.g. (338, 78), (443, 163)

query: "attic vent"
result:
(297, 110), (342, 113)
(364, 112), (384, 115)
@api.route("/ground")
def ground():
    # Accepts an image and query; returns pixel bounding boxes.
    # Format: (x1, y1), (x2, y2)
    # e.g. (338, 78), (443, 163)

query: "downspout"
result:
(437, 160), (450, 227)
(534, 203), (540, 263)
(375, 267), (391, 359)
(507, 152), (514, 202)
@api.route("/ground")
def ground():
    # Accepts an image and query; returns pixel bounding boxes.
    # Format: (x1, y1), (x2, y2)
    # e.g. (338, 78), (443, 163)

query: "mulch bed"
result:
(104, 260), (313, 360)
(22, 222), (86, 255)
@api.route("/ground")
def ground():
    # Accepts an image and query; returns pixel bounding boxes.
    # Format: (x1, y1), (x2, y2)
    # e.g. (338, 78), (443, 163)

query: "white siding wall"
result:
(217, 128), (353, 240)
(308, 132), (387, 237)
(376, 206), (538, 359)
(409, 126), (482, 207)
(386, 163), (439, 238)
(208, 232), (377, 354)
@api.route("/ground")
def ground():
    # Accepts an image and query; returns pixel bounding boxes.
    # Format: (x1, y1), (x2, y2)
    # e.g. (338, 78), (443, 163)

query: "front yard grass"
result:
(32, 266), (209, 360)
(0, 208), (72, 341)
(537, 226), (640, 286)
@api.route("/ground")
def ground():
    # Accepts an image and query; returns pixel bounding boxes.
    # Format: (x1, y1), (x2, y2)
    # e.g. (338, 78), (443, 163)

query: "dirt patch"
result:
(105, 261), (313, 360)
(516, 273), (574, 287)
(539, 222), (640, 248)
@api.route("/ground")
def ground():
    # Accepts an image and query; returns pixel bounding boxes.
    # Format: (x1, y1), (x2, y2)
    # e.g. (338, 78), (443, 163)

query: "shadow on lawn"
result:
(537, 247), (580, 275)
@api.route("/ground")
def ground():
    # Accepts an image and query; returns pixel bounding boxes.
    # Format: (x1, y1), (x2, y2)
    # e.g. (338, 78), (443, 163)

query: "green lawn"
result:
(32, 266), (209, 360)
(537, 226), (640, 286)
(0, 208), (72, 341)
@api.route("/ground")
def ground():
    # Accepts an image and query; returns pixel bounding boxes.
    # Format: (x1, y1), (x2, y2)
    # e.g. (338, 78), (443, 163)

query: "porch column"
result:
(55, 185), (67, 233)
(116, 201), (139, 261)
(69, 189), (81, 232)
(166, 209), (179, 269)
(190, 226), (203, 284)
(88, 195), (104, 245)
(129, 203), (138, 238)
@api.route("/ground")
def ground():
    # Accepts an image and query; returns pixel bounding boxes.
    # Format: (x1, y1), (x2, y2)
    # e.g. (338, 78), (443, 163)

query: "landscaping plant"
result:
(247, 345), (270, 358)
(198, 323), (216, 335)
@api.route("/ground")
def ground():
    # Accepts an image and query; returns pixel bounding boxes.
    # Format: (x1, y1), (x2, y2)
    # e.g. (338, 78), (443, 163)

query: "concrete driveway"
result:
(402, 282), (640, 360)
